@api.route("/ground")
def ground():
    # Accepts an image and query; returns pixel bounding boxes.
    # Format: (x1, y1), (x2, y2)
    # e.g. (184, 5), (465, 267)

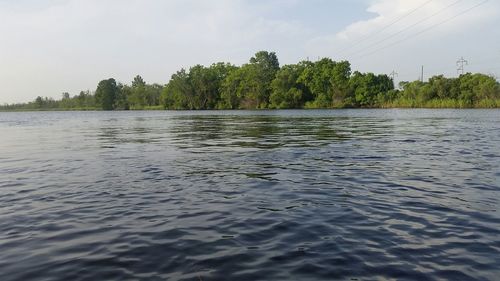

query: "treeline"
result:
(1, 51), (499, 111)
(0, 91), (97, 111)
(389, 73), (500, 108)
(136, 51), (394, 110)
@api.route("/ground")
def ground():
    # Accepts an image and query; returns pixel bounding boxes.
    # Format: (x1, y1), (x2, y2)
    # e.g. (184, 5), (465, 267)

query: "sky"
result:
(0, 0), (499, 103)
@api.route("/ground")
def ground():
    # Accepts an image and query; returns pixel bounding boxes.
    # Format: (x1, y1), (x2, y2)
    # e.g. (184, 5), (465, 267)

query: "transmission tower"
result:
(457, 57), (468, 75)
(389, 70), (398, 80)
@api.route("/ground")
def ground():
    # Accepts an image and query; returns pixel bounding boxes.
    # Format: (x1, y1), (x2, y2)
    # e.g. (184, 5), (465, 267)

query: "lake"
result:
(0, 109), (499, 280)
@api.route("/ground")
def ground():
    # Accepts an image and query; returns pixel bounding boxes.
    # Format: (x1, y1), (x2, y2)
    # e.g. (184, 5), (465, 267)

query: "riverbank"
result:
(2, 102), (499, 112)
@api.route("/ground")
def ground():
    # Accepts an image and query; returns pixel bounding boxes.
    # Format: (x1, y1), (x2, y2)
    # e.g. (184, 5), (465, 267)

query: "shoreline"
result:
(1, 106), (499, 113)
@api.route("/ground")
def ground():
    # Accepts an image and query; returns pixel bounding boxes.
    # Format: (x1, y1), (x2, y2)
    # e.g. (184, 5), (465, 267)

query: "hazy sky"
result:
(1, 0), (499, 103)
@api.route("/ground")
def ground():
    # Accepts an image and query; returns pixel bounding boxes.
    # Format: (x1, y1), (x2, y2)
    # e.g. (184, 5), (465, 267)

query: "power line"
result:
(350, 0), (489, 61)
(336, 0), (435, 55)
(465, 54), (500, 66)
(344, 0), (464, 58)
(401, 57), (498, 80)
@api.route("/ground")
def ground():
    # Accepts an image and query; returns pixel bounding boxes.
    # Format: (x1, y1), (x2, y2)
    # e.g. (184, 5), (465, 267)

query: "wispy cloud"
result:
(0, 0), (311, 102)
(305, 0), (499, 81)
(306, 0), (497, 55)
(0, 0), (498, 103)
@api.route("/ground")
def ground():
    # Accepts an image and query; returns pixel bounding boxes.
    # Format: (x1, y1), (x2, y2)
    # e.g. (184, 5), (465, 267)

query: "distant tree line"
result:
(0, 91), (96, 111)
(1, 51), (499, 111)
(389, 73), (500, 108)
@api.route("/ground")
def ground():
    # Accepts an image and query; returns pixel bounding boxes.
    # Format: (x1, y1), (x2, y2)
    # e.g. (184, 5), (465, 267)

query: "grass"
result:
(381, 98), (500, 109)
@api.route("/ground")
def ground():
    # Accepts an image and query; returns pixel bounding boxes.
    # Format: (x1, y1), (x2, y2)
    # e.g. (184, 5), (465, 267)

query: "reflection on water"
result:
(169, 115), (353, 150)
(0, 109), (499, 281)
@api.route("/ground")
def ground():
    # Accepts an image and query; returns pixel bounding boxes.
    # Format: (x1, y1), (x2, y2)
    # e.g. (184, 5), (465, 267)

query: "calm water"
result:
(0, 109), (499, 281)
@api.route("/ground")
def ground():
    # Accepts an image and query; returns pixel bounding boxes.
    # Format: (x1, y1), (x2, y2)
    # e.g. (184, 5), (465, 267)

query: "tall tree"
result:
(219, 51), (280, 109)
(130, 75), (147, 108)
(95, 78), (118, 110)
(270, 62), (311, 109)
(349, 72), (393, 107)
(219, 66), (245, 109)
(189, 65), (217, 109)
(298, 58), (336, 107)
(161, 69), (193, 109)
(248, 51), (280, 108)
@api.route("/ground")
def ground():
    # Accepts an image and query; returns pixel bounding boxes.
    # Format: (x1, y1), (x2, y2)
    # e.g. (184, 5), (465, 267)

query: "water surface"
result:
(0, 109), (499, 280)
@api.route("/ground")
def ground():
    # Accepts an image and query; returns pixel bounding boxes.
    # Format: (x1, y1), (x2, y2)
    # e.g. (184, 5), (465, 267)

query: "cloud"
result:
(0, 0), (498, 103)
(304, 0), (500, 82)
(0, 0), (312, 103)
(343, 0), (496, 39)
(306, 0), (498, 57)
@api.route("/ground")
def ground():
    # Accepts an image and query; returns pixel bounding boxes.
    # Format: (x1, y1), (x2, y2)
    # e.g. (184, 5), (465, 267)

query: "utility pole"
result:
(421, 65), (424, 82)
(457, 57), (468, 75)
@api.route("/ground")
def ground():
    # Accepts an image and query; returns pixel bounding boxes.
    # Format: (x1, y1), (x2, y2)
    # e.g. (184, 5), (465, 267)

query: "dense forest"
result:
(1, 51), (499, 111)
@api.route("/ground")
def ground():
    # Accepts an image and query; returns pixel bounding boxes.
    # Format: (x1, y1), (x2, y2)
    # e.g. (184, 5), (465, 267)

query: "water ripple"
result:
(0, 109), (499, 280)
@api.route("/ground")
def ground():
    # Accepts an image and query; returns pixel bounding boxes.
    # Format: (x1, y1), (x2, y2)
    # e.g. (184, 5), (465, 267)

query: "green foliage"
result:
(220, 64), (265, 109)
(219, 51), (280, 109)
(127, 75), (163, 109)
(387, 73), (500, 108)
(298, 58), (351, 108)
(219, 67), (245, 109)
(270, 63), (311, 108)
(162, 69), (192, 109)
(95, 78), (118, 110)
(115, 83), (130, 110)
(72, 91), (95, 109)
(349, 72), (394, 107)
(1, 52), (499, 111)
(161, 63), (236, 110)
(129, 75), (147, 108)
(34, 96), (58, 109)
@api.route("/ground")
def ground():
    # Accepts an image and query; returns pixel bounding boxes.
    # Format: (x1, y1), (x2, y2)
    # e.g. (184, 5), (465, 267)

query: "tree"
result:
(189, 65), (218, 109)
(250, 51), (280, 74)
(76, 90), (95, 108)
(161, 69), (193, 109)
(130, 75), (147, 108)
(207, 62), (237, 109)
(95, 78), (118, 110)
(59, 92), (73, 108)
(248, 51), (280, 108)
(298, 58), (341, 107)
(144, 84), (163, 107)
(219, 66), (245, 109)
(349, 72), (394, 107)
(331, 61), (352, 105)
(270, 63), (311, 108)
(35, 96), (44, 108)
(7, 52), (498, 111)
(115, 83), (130, 110)
(458, 73), (499, 104)
(219, 51), (280, 109)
